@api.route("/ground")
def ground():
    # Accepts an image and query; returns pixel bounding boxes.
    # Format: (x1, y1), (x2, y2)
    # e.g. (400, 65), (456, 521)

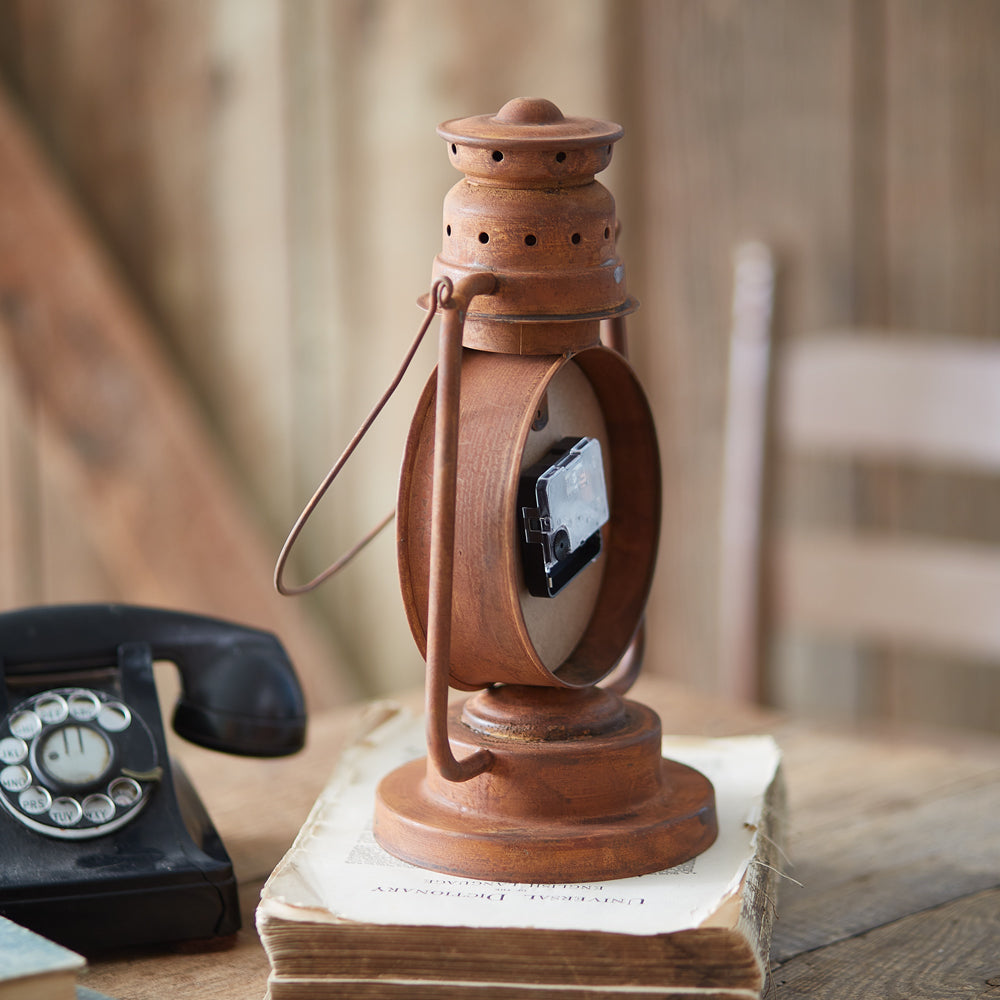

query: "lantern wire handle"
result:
(274, 278), (456, 597)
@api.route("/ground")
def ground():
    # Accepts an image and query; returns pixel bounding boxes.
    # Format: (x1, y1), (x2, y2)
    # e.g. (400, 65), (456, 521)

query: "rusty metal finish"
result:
(374, 687), (718, 883)
(420, 272), (497, 782)
(294, 97), (719, 881)
(431, 97), (636, 354)
(397, 344), (660, 691)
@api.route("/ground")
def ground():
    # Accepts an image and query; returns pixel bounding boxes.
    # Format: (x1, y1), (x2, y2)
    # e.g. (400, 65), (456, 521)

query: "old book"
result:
(257, 703), (785, 1000)
(0, 915), (83, 1000)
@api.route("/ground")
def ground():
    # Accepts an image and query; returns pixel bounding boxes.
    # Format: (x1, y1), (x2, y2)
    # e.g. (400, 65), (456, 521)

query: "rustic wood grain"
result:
(772, 888), (1000, 1000)
(777, 530), (1000, 662)
(771, 324), (1000, 728)
(0, 82), (349, 710)
(780, 333), (1000, 470)
(774, 747), (1000, 959)
(630, 1), (858, 707)
(866, 0), (1000, 731)
(0, 363), (38, 605)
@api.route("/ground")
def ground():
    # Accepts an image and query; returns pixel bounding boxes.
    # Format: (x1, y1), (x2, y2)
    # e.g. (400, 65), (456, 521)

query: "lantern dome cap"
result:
(438, 98), (623, 150)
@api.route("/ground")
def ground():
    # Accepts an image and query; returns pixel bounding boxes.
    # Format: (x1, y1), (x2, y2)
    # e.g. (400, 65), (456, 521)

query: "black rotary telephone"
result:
(0, 603), (306, 954)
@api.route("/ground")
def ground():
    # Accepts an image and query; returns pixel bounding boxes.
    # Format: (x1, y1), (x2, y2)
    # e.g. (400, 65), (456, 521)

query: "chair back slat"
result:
(781, 331), (1000, 472)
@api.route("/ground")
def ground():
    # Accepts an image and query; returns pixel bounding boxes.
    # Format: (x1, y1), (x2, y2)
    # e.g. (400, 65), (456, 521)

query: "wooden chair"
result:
(718, 249), (1000, 724)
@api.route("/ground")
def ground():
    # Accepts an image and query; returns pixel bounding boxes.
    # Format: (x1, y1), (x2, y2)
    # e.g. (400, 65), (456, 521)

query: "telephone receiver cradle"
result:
(0, 603), (306, 954)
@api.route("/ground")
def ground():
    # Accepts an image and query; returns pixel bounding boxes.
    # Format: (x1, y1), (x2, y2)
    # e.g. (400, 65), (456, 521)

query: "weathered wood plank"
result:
(34, 423), (119, 604)
(717, 243), (777, 702)
(776, 726), (1000, 838)
(630, 1), (857, 703)
(859, 0), (1000, 729)
(0, 365), (40, 604)
(773, 764), (1000, 960)
(774, 724), (1000, 961)
(0, 82), (350, 709)
(776, 530), (1000, 663)
(205, 0), (298, 524)
(772, 888), (1000, 999)
(780, 332), (1000, 471)
(884, 0), (1000, 339)
(4, 0), (217, 365)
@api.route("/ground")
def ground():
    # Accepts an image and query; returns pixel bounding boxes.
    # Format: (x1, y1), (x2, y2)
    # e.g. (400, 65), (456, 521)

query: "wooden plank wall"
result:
(873, 2), (1000, 729)
(0, 82), (349, 711)
(625, 0), (859, 714)
(626, 0), (1000, 732)
(1, 1), (998, 731)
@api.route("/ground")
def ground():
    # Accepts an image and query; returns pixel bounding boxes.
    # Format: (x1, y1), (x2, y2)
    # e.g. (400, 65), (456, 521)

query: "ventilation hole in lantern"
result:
(524, 234), (537, 246)
(492, 150), (504, 162)
(604, 226), (611, 239)
(451, 144), (457, 155)
(555, 151), (567, 163)
(446, 225), (452, 236)
(479, 232), (490, 244)
(571, 233), (581, 245)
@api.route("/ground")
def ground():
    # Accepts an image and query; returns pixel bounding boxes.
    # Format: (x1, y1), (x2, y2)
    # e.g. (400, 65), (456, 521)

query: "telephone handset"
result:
(0, 603), (306, 953)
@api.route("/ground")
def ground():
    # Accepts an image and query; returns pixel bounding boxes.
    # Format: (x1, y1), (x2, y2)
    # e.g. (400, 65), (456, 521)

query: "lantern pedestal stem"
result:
(374, 685), (719, 883)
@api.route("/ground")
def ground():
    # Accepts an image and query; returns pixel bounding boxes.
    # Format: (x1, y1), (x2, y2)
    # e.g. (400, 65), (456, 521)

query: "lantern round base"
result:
(373, 689), (718, 884)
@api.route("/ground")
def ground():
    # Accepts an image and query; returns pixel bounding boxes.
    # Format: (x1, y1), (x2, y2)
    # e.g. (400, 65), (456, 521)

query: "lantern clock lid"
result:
(437, 98), (623, 188)
(431, 98), (634, 346)
(438, 97), (623, 149)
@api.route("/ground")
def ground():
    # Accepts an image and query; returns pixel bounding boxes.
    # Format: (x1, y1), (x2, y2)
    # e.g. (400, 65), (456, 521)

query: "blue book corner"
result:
(0, 913), (85, 980)
(0, 915), (116, 997)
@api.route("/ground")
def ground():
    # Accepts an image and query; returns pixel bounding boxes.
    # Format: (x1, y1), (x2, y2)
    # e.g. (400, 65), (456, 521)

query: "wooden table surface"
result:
(82, 679), (1000, 999)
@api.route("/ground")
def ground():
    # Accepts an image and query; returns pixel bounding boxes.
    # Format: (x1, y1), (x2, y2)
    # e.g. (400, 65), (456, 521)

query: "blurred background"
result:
(0, 0), (998, 732)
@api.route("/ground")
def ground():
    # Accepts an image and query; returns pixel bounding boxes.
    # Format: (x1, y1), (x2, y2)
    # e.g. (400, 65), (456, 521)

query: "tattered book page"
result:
(261, 705), (781, 937)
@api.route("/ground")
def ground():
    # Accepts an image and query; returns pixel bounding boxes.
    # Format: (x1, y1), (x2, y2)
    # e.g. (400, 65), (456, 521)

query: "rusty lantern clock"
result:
(282, 98), (718, 884)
